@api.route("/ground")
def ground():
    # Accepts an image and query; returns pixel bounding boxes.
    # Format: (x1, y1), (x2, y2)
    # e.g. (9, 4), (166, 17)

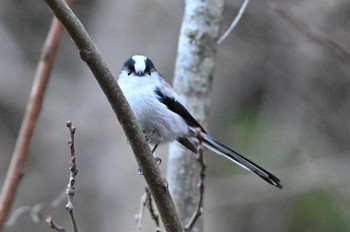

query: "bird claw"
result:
(137, 156), (162, 175)
(154, 156), (162, 165)
(137, 166), (143, 175)
(143, 130), (153, 143)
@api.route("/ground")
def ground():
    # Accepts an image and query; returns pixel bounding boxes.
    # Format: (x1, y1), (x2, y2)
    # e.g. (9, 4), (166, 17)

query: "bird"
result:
(117, 55), (282, 189)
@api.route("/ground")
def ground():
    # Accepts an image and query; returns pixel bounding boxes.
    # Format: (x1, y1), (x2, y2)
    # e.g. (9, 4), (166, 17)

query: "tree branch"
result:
(4, 190), (66, 228)
(0, 1), (73, 229)
(65, 121), (79, 232)
(184, 130), (206, 232)
(167, 0), (225, 231)
(42, 1), (182, 231)
(218, 0), (250, 44)
(273, 5), (350, 66)
(135, 187), (161, 232)
(46, 216), (66, 232)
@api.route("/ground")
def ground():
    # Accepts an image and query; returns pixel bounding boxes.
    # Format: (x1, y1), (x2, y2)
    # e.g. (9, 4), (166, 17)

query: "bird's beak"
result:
(135, 71), (145, 77)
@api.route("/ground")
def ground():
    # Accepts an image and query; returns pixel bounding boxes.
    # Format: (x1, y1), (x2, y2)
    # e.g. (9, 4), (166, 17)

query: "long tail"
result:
(194, 131), (282, 189)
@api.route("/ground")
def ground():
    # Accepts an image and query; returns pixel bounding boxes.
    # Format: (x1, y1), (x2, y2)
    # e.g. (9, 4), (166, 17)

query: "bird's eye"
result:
(127, 68), (132, 75)
(145, 67), (151, 75)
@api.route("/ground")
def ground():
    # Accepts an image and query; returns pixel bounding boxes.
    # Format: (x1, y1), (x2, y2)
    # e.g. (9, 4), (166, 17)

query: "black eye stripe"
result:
(123, 57), (136, 75)
(145, 58), (155, 73)
(122, 56), (156, 76)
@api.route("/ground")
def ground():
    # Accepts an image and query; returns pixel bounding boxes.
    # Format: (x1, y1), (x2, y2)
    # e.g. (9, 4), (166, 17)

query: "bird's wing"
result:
(176, 137), (198, 153)
(153, 81), (282, 189)
(154, 86), (206, 133)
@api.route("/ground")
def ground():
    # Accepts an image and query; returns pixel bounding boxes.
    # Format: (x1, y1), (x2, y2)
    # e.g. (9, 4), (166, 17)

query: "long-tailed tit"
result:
(118, 55), (282, 189)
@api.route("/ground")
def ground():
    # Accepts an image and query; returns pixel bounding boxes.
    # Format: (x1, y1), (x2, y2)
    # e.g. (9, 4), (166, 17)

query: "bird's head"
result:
(122, 55), (156, 77)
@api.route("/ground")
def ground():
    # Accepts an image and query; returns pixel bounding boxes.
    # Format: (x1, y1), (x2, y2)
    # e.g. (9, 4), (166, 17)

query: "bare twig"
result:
(184, 129), (207, 232)
(0, 1), (73, 229)
(135, 187), (161, 232)
(46, 216), (66, 232)
(65, 121), (79, 232)
(218, 0), (250, 44)
(146, 188), (161, 232)
(273, 5), (350, 66)
(5, 190), (66, 228)
(43, 1), (182, 231)
(4, 206), (32, 227)
(135, 189), (148, 232)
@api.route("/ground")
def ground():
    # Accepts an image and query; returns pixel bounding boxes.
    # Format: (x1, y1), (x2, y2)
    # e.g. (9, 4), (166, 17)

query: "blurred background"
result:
(1, 0), (350, 231)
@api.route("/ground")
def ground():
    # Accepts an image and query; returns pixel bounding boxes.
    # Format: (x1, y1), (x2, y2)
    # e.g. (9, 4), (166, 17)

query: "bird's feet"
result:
(154, 156), (162, 165)
(137, 156), (162, 175)
(143, 129), (154, 143)
(125, 129), (154, 144)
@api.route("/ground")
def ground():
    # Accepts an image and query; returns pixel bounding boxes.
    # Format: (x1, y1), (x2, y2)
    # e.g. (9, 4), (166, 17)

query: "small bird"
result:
(118, 55), (282, 189)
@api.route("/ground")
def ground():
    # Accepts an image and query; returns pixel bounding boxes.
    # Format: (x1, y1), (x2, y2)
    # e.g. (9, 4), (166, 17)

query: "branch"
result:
(146, 188), (161, 232)
(135, 187), (161, 232)
(184, 130), (206, 232)
(167, 0), (225, 230)
(46, 216), (66, 232)
(0, 1), (73, 229)
(218, 0), (250, 44)
(42, 1), (182, 231)
(5, 190), (66, 228)
(65, 121), (79, 232)
(135, 189), (148, 232)
(273, 5), (350, 66)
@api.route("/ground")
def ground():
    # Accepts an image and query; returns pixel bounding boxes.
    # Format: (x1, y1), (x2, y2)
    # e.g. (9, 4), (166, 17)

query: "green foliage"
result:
(291, 191), (350, 232)
(231, 106), (259, 151)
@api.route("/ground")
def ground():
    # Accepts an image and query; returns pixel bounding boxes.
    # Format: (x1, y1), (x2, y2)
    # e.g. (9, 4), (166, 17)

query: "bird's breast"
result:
(120, 86), (188, 143)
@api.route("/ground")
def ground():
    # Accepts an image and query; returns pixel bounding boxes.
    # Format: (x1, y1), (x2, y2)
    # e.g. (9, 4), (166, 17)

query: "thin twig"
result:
(273, 5), (350, 66)
(46, 216), (66, 232)
(184, 129), (207, 232)
(0, 1), (73, 229)
(4, 206), (32, 227)
(135, 187), (161, 232)
(218, 0), (250, 44)
(5, 190), (66, 228)
(135, 189), (148, 232)
(43, 1), (183, 231)
(146, 188), (161, 232)
(65, 121), (79, 232)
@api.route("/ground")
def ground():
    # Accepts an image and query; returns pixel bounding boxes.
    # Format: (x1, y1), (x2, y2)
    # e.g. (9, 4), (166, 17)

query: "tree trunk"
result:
(167, 0), (225, 231)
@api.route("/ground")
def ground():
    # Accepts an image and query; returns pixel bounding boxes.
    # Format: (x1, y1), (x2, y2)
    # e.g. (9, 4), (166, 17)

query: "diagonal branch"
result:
(218, 0), (250, 44)
(42, 0), (182, 231)
(273, 5), (350, 66)
(46, 216), (66, 232)
(0, 1), (73, 229)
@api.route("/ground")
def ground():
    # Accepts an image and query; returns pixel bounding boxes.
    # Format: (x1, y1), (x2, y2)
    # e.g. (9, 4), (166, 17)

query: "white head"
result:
(121, 55), (156, 77)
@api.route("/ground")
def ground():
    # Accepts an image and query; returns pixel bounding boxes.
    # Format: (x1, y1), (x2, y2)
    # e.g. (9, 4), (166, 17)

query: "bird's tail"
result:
(193, 130), (282, 189)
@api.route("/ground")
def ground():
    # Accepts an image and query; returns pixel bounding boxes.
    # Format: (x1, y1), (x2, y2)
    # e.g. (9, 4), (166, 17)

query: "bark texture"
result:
(167, 0), (225, 231)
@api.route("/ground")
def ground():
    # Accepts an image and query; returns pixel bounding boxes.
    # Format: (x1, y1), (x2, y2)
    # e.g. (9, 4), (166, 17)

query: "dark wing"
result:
(177, 137), (197, 153)
(154, 87), (206, 133)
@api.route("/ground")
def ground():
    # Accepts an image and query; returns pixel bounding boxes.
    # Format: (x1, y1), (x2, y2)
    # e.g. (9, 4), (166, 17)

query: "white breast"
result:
(118, 74), (189, 144)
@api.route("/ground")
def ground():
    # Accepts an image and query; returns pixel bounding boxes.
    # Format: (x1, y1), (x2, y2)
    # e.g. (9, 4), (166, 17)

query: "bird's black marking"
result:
(202, 133), (283, 189)
(144, 58), (156, 75)
(154, 88), (206, 133)
(122, 56), (156, 76)
(177, 137), (197, 153)
(154, 87), (283, 189)
(123, 57), (135, 75)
